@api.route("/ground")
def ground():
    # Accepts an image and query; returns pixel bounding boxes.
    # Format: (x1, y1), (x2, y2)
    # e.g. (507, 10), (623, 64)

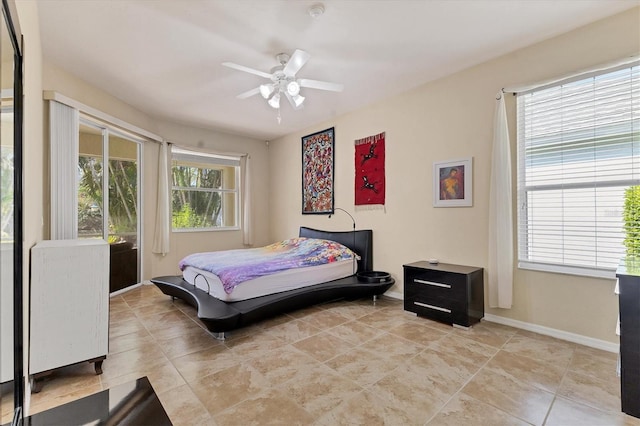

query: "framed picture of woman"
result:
(433, 157), (473, 207)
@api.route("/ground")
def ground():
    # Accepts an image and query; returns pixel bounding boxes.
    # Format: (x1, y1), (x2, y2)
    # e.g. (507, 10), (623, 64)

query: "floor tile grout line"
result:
(138, 299), (227, 423)
(423, 329), (537, 425)
(423, 337), (505, 424)
(542, 394), (559, 426)
(38, 292), (626, 425)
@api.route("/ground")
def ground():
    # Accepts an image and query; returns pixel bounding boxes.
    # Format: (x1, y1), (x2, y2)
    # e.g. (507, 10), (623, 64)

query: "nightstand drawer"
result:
(405, 299), (453, 324)
(404, 285), (464, 312)
(403, 261), (484, 328)
(405, 268), (467, 299)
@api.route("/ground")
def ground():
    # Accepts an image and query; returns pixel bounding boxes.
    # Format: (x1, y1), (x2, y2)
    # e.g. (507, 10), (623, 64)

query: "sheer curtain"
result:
(241, 155), (253, 246)
(152, 144), (252, 251)
(488, 91), (513, 308)
(152, 141), (171, 255)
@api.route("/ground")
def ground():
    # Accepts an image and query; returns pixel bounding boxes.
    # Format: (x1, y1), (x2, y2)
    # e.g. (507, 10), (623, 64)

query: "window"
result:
(1, 143), (13, 240)
(517, 64), (639, 278)
(77, 122), (141, 245)
(171, 147), (240, 231)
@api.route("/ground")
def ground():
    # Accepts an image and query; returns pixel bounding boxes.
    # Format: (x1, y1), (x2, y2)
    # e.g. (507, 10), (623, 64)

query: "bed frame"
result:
(150, 227), (394, 339)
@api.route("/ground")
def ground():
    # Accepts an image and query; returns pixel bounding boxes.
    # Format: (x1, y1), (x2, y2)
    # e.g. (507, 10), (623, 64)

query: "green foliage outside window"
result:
(172, 164), (224, 229)
(624, 185), (640, 259)
(78, 156), (138, 241)
(0, 147), (13, 240)
(172, 204), (211, 229)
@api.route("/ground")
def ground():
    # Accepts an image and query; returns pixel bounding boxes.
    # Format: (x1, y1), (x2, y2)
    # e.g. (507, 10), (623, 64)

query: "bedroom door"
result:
(78, 121), (141, 293)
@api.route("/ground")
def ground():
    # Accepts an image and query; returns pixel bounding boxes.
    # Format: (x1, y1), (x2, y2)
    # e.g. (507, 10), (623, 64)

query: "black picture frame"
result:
(301, 127), (334, 215)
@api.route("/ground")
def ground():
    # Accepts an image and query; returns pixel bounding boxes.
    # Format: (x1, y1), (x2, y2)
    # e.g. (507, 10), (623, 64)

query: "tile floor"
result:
(2, 283), (639, 425)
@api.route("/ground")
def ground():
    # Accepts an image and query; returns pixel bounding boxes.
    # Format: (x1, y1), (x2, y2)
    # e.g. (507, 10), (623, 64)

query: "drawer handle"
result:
(414, 301), (451, 313)
(414, 279), (451, 289)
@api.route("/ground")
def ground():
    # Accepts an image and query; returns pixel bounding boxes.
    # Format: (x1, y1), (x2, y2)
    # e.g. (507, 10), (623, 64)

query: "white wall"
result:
(268, 7), (640, 344)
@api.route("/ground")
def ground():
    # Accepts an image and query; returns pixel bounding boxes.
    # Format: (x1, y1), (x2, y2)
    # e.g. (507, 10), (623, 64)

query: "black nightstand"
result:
(403, 261), (484, 328)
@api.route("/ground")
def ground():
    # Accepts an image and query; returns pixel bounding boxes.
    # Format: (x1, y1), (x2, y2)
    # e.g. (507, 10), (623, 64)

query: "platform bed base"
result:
(151, 227), (394, 336)
(151, 274), (394, 336)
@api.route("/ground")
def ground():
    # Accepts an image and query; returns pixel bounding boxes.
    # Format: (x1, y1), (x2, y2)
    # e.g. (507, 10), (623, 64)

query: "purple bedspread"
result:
(179, 237), (356, 294)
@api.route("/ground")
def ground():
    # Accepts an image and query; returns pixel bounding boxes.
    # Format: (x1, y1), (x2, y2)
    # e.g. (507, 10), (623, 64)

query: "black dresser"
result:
(403, 261), (484, 327)
(617, 260), (640, 419)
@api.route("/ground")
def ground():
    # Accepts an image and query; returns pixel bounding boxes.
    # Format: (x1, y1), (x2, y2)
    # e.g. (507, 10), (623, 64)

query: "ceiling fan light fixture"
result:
(286, 81), (300, 96)
(292, 94), (305, 107)
(224, 48), (342, 119)
(268, 92), (281, 109)
(259, 84), (274, 99)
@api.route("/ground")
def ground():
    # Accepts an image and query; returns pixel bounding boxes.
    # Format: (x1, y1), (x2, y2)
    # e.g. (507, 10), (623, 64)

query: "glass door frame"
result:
(78, 117), (144, 285)
(2, 0), (24, 423)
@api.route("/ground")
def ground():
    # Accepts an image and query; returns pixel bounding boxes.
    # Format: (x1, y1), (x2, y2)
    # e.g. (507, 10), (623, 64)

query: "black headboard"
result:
(299, 227), (373, 272)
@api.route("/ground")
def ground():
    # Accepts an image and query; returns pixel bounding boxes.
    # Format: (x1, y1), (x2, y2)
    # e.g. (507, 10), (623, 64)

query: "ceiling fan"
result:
(222, 49), (344, 111)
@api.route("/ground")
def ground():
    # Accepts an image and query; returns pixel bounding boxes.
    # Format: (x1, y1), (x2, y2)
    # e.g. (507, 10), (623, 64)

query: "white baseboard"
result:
(483, 313), (619, 353)
(118, 283), (618, 353)
(380, 291), (618, 353)
(109, 282), (143, 297)
(383, 290), (403, 300)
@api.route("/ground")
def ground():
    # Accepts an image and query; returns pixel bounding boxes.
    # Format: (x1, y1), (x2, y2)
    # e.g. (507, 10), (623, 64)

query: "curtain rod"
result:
(503, 54), (639, 95)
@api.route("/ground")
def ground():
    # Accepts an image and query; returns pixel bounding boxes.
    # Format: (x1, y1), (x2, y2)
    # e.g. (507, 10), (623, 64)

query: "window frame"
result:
(171, 147), (241, 232)
(516, 63), (639, 279)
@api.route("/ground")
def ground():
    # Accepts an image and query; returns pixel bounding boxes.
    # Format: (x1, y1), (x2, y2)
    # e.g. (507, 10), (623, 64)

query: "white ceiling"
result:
(36, 0), (638, 141)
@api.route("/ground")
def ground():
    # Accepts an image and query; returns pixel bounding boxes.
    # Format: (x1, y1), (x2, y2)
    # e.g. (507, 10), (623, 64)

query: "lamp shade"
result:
(268, 92), (280, 109)
(292, 94), (305, 107)
(260, 84), (275, 99)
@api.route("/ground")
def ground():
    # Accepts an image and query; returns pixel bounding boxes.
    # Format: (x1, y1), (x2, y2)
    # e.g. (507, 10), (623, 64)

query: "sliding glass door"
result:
(78, 121), (141, 293)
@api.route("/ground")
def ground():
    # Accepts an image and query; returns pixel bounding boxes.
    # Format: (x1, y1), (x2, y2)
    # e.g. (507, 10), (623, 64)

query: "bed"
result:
(150, 227), (394, 339)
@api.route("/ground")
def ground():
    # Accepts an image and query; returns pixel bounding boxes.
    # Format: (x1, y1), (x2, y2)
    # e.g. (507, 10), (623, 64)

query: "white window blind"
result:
(517, 64), (640, 278)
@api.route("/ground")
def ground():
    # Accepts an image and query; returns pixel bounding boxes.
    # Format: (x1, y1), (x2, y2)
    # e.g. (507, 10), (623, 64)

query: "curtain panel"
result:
(488, 91), (514, 309)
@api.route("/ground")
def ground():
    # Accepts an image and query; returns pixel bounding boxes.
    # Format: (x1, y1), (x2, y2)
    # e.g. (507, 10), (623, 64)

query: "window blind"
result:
(517, 64), (640, 278)
(171, 146), (240, 167)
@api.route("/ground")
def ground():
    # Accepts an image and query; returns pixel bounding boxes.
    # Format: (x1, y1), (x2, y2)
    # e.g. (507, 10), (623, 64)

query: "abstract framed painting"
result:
(301, 127), (335, 214)
(433, 157), (473, 207)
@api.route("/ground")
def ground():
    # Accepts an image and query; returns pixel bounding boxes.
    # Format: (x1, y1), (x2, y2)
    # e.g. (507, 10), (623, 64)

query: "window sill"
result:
(172, 227), (240, 233)
(518, 261), (617, 280)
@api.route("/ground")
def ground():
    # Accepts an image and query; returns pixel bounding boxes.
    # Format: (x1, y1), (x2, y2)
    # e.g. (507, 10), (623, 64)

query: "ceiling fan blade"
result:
(222, 62), (272, 79)
(285, 92), (304, 110)
(298, 78), (344, 92)
(283, 49), (310, 77)
(237, 87), (261, 99)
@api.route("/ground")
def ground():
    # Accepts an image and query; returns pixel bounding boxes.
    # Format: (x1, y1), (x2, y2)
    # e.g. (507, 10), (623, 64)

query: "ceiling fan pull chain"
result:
(277, 108), (282, 124)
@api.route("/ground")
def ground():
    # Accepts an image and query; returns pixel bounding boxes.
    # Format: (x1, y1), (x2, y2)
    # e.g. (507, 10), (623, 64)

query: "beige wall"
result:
(15, 0), (44, 404)
(43, 50), (270, 282)
(44, 61), (159, 136)
(150, 121), (270, 278)
(269, 7), (640, 344)
(16, 0), (44, 275)
(16, 2), (639, 347)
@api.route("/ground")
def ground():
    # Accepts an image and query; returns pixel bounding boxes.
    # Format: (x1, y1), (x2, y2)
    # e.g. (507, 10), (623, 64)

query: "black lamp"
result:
(328, 207), (357, 275)
(328, 207), (356, 231)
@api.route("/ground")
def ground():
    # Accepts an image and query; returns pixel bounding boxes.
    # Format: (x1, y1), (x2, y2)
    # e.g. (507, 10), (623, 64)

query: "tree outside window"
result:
(171, 158), (238, 230)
